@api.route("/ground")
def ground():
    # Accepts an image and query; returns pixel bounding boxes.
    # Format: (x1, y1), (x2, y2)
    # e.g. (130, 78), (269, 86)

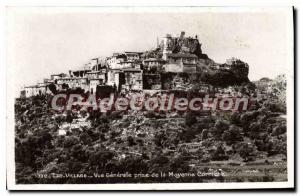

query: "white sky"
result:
(7, 7), (293, 92)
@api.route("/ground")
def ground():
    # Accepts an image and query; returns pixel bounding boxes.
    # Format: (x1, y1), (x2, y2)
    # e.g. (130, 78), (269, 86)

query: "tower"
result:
(162, 34), (172, 60)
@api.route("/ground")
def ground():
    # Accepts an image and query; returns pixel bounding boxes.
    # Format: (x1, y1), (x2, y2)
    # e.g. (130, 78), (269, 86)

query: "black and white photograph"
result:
(5, 7), (294, 190)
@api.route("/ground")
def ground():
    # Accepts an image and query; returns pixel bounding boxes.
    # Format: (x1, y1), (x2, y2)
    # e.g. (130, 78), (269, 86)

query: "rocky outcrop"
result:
(225, 58), (249, 81)
(171, 36), (208, 59)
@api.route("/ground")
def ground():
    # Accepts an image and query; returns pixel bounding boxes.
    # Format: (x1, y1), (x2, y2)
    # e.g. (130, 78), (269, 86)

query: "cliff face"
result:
(195, 58), (250, 87)
(203, 69), (249, 87)
(171, 36), (209, 59)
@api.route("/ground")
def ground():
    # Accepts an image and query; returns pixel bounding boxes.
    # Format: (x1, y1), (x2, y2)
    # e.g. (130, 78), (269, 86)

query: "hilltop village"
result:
(21, 31), (250, 98)
(15, 31), (288, 184)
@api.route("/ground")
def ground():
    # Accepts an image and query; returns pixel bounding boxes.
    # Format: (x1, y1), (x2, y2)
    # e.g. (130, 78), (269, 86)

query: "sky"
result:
(7, 7), (293, 93)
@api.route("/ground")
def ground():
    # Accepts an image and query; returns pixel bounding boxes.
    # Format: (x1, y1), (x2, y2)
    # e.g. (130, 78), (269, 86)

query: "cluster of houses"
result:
(21, 31), (240, 98)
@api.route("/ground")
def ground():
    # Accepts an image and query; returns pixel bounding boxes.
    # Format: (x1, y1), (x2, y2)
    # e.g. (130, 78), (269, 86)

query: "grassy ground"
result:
(193, 160), (287, 182)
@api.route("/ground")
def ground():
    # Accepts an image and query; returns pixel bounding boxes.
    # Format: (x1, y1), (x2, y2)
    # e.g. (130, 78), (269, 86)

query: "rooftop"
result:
(167, 53), (198, 59)
(120, 68), (142, 72)
(57, 77), (88, 80)
(89, 78), (104, 80)
(72, 69), (91, 73)
(144, 58), (165, 62)
(24, 85), (38, 88)
(125, 52), (143, 54)
(86, 70), (105, 74)
(51, 73), (66, 76)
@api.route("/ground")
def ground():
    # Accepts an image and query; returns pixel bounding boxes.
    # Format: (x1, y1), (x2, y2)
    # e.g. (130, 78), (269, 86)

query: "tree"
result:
(210, 120), (229, 140)
(240, 111), (259, 125)
(230, 112), (241, 125)
(88, 148), (114, 169)
(265, 137), (286, 156)
(127, 136), (136, 146)
(154, 132), (167, 147)
(185, 113), (197, 126)
(236, 142), (257, 162)
(211, 143), (229, 161)
(62, 83), (69, 90)
(63, 136), (80, 148)
(201, 129), (209, 140)
(271, 124), (286, 136)
(71, 144), (87, 162)
(66, 111), (74, 124)
(79, 132), (92, 145)
(48, 83), (57, 94)
(222, 125), (243, 145)
(169, 155), (190, 172)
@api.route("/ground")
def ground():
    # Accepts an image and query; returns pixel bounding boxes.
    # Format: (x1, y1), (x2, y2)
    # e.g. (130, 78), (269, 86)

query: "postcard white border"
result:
(6, 6), (294, 190)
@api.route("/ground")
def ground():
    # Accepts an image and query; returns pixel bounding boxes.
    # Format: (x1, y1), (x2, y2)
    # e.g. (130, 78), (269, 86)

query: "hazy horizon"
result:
(7, 7), (293, 94)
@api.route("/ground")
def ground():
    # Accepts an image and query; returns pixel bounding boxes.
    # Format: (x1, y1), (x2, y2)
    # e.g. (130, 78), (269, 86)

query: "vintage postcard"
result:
(6, 7), (294, 190)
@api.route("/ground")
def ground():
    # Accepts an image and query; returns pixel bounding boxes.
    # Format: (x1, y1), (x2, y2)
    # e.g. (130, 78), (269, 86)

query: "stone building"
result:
(124, 52), (142, 61)
(86, 70), (107, 94)
(118, 60), (141, 70)
(143, 73), (161, 90)
(107, 69), (119, 86)
(85, 70), (106, 81)
(89, 78), (105, 94)
(162, 34), (173, 60)
(69, 69), (91, 78)
(106, 53), (127, 69)
(50, 73), (67, 81)
(122, 68), (143, 91)
(56, 77), (89, 91)
(24, 83), (50, 98)
(24, 86), (39, 97)
(143, 58), (166, 72)
(163, 53), (197, 73)
(43, 78), (54, 84)
(107, 68), (143, 91)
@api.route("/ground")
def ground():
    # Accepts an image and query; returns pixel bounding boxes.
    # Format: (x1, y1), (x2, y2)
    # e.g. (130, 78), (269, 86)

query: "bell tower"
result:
(162, 34), (172, 60)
